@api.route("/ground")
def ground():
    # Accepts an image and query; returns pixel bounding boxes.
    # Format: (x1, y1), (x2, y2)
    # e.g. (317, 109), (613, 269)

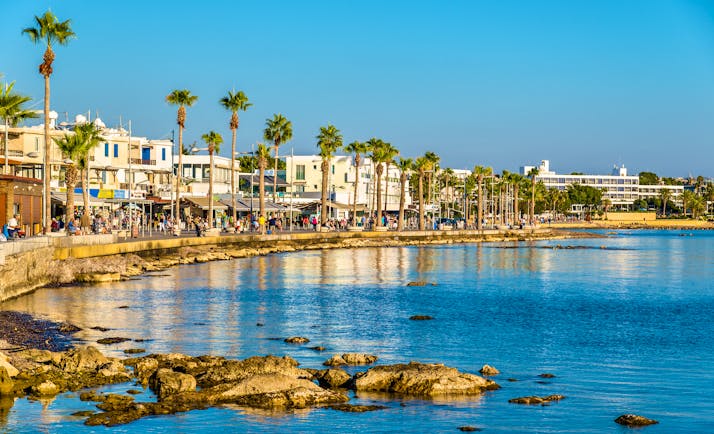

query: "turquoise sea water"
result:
(1, 229), (713, 433)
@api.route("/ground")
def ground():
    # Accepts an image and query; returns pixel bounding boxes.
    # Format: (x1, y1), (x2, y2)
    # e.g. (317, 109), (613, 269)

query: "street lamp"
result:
(234, 148), (254, 231)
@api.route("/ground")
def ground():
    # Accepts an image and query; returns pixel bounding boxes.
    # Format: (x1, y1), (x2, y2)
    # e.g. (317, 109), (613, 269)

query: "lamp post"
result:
(233, 149), (255, 232)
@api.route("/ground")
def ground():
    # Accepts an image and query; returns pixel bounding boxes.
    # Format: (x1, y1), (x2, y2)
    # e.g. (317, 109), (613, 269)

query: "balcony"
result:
(130, 158), (156, 166)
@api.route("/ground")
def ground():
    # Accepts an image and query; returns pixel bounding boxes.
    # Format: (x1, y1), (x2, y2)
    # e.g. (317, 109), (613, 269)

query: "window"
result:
(296, 164), (305, 180)
(104, 143), (109, 157)
(295, 185), (305, 193)
(113, 144), (119, 158)
(331, 165), (335, 174)
(344, 173), (348, 183)
(101, 171), (107, 184)
(313, 165), (317, 170)
(314, 185), (318, 190)
(162, 148), (166, 161)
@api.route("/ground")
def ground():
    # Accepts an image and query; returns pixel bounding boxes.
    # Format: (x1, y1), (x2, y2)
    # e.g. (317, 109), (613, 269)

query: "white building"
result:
(175, 154), (241, 197)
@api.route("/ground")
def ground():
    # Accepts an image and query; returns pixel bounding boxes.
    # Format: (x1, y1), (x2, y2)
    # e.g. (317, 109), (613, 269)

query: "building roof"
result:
(182, 197), (228, 210)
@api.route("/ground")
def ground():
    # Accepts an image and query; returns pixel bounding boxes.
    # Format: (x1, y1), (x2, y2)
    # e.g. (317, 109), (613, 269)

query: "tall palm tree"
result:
(201, 131), (223, 229)
(166, 89), (198, 232)
(23, 10), (75, 233)
(473, 165), (492, 230)
(53, 132), (92, 232)
(424, 151), (440, 206)
(219, 90), (251, 228)
(263, 114), (292, 203)
(316, 124), (343, 226)
(396, 158), (413, 231)
(368, 138), (389, 228)
(344, 140), (369, 225)
(659, 188), (671, 216)
(0, 81), (38, 174)
(382, 143), (399, 213)
(527, 167), (540, 225)
(255, 143), (271, 233)
(73, 123), (104, 217)
(414, 157), (430, 230)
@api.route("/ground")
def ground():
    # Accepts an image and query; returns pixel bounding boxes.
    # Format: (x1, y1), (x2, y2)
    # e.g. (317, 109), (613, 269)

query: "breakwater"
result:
(0, 228), (580, 302)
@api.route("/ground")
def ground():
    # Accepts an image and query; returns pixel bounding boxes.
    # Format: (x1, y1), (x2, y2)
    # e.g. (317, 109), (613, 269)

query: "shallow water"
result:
(2, 229), (713, 433)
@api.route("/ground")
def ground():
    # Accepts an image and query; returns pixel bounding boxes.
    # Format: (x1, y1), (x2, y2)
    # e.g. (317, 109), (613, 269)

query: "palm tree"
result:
(424, 151), (440, 206)
(382, 143), (399, 213)
(219, 90), (251, 228)
(53, 132), (92, 232)
(414, 157), (430, 230)
(201, 131), (223, 229)
(255, 143), (271, 233)
(0, 81), (38, 174)
(368, 139), (389, 228)
(601, 197), (612, 219)
(263, 114), (292, 203)
(396, 158), (413, 231)
(473, 165), (492, 230)
(316, 124), (343, 226)
(527, 167), (540, 225)
(73, 123), (104, 217)
(23, 10), (75, 232)
(344, 140), (369, 225)
(440, 167), (455, 217)
(682, 189), (694, 217)
(659, 188), (671, 216)
(166, 89), (198, 232)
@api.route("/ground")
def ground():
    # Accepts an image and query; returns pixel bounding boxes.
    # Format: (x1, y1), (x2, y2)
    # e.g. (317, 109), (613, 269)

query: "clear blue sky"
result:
(3, 0), (714, 177)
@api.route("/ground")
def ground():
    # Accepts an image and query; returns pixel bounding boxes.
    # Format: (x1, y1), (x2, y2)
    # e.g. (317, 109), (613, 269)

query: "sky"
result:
(3, 0), (714, 177)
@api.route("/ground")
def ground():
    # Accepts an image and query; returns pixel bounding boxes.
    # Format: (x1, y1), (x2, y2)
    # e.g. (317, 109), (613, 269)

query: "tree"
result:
(659, 188), (672, 216)
(682, 190), (696, 218)
(166, 89), (198, 232)
(255, 143), (271, 232)
(382, 143), (399, 213)
(567, 183), (603, 218)
(424, 151), (440, 205)
(473, 165), (492, 230)
(201, 131), (223, 229)
(639, 171), (659, 185)
(601, 197), (612, 219)
(264, 114), (292, 203)
(23, 10), (75, 232)
(53, 130), (92, 232)
(219, 90), (251, 228)
(414, 157), (430, 230)
(527, 167), (539, 225)
(0, 81), (39, 174)
(396, 158), (413, 231)
(344, 140), (369, 225)
(367, 138), (389, 228)
(73, 123), (104, 217)
(316, 124), (343, 226)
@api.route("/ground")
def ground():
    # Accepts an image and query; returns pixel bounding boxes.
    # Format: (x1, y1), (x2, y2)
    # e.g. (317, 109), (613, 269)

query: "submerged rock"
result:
(614, 414), (659, 426)
(508, 395), (565, 405)
(97, 337), (131, 345)
(406, 281), (437, 287)
(409, 315), (434, 321)
(328, 403), (387, 412)
(323, 353), (378, 367)
(458, 426), (482, 432)
(284, 337), (310, 344)
(353, 362), (499, 396)
(538, 373), (555, 378)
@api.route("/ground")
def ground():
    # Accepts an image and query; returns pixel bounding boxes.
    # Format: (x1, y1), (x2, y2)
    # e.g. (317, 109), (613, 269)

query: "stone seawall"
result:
(1, 228), (582, 302)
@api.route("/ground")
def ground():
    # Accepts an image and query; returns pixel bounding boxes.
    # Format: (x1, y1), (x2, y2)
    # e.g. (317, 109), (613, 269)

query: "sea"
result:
(1, 229), (713, 433)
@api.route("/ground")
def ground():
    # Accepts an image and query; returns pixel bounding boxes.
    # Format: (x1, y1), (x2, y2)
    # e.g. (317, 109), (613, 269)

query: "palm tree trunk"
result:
(259, 164), (265, 220)
(375, 166), (383, 228)
(273, 145), (279, 204)
(82, 168), (90, 216)
(321, 159), (329, 226)
(383, 162), (390, 213)
(230, 127), (237, 228)
(398, 175), (406, 231)
(514, 185), (520, 225)
(175, 125), (183, 233)
(418, 174), (424, 230)
(477, 177), (483, 230)
(208, 151), (214, 228)
(530, 180), (536, 225)
(352, 159), (360, 225)
(44, 74), (51, 234)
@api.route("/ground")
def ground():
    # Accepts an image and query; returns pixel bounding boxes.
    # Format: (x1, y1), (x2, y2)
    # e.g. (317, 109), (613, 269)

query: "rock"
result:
(314, 369), (351, 388)
(309, 346), (326, 352)
(126, 389), (142, 395)
(71, 410), (95, 417)
(58, 346), (110, 373)
(123, 349), (145, 355)
(354, 362), (499, 396)
(97, 337), (131, 345)
(406, 281), (428, 286)
(458, 427), (482, 432)
(614, 414), (659, 426)
(328, 404), (387, 412)
(0, 367), (14, 395)
(508, 395), (565, 405)
(76, 272), (121, 283)
(284, 336), (310, 344)
(32, 380), (60, 396)
(538, 373), (555, 378)
(197, 355), (311, 388)
(132, 357), (159, 386)
(323, 353), (378, 366)
(479, 364), (500, 376)
(0, 352), (19, 377)
(98, 360), (129, 378)
(507, 378), (519, 382)
(149, 369), (197, 400)
(91, 326), (112, 332)
(58, 323), (82, 333)
(96, 394), (135, 411)
(409, 315), (434, 320)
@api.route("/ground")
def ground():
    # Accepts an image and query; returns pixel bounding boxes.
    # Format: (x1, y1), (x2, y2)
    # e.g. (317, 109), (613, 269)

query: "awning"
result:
(183, 196), (228, 211)
(50, 192), (109, 207)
